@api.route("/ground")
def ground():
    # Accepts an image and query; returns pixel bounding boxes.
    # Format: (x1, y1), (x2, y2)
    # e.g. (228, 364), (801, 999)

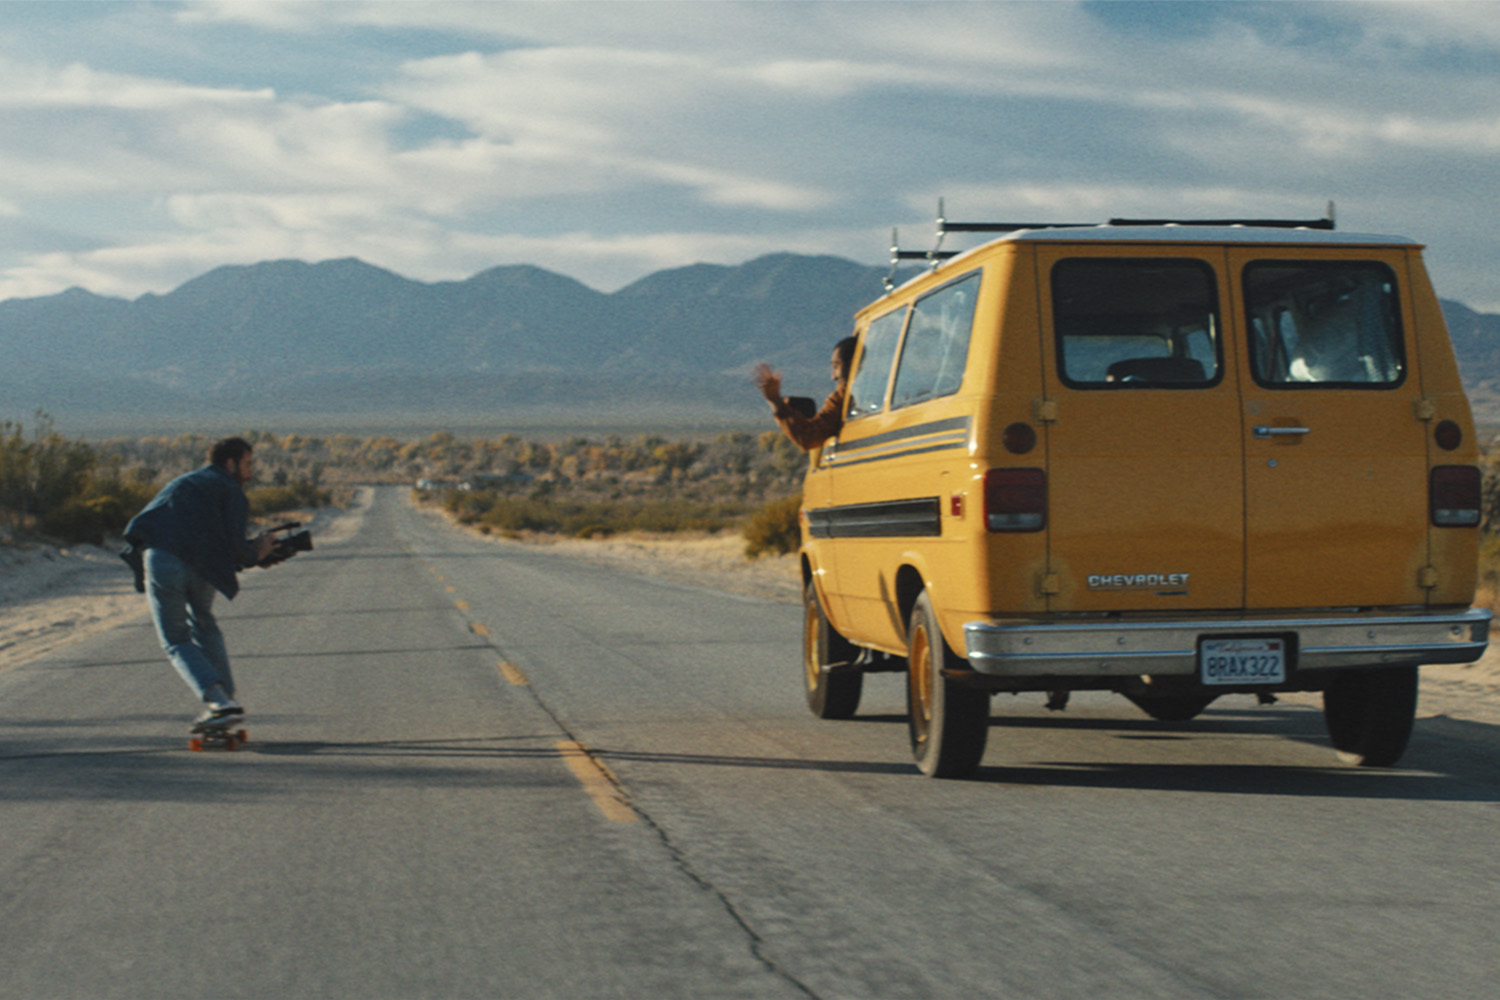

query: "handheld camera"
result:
(258, 521), (313, 567)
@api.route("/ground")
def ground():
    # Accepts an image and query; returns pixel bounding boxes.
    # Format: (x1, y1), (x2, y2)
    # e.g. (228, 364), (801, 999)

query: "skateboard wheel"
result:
(189, 738), (204, 751)
(238, 730), (249, 743)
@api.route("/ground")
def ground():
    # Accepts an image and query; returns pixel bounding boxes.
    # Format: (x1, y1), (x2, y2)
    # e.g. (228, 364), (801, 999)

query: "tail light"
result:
(1430, 465), (1481, 527)
(984, 468), (1046, 532)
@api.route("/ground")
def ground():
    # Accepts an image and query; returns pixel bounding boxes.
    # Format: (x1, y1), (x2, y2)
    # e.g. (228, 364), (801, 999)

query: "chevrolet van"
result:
(799, 209), (1490, 777)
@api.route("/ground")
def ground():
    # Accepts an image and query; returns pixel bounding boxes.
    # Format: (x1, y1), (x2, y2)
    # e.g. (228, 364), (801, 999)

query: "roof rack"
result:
(1107, 216), (1335, 229)
(884, 199), (1337, 290)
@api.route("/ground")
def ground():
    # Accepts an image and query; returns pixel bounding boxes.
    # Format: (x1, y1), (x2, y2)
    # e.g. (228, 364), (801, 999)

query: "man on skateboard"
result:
(123, 437), (276, 737)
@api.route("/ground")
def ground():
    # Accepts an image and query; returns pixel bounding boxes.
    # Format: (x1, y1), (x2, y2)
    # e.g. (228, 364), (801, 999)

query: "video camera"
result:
(258, 521), (313, 567)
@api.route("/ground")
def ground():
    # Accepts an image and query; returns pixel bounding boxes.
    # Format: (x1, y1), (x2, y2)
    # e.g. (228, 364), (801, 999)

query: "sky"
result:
(1, 0), (1498, 311)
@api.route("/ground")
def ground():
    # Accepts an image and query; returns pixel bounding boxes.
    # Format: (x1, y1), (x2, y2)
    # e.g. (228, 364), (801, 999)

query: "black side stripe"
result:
(822, 415), (971, 470)
(826, 441), (967, 470)
(806, 498), (941, 539)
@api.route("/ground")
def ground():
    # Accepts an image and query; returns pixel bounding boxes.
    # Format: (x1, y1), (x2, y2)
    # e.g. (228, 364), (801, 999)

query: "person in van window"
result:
(753, 336), (856, 451)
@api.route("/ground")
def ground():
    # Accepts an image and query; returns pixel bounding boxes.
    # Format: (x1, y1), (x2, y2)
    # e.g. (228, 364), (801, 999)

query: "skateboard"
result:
(188, 724), (250, 751)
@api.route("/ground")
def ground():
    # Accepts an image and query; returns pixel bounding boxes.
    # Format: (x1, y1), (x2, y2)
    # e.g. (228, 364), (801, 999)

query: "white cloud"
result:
(1373, 113), (1500, 153)
(0, 56), (412, 202)
(0, 56), (273, 110)
(0, 1), (1497, 312)
(1329, 1), (1500, 49)
(172, 0), (333, 33)
(163, 192), (390, 233)
(385, 45), (840, 209)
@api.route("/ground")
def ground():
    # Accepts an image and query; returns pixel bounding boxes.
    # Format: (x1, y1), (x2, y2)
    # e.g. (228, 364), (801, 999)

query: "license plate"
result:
(1200, 637), (1286, 686)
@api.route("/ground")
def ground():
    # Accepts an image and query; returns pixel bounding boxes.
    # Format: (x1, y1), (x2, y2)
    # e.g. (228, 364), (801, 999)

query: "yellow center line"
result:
(557, 740), (637, 824)
(497, 661), (529, 686)
(455, 599), (469, 611)
(446, 585), (457, 593)
(470, 622), (490, 637)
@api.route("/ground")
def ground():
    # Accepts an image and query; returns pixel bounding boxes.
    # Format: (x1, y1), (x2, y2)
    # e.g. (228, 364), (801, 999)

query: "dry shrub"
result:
(742, 494), (801, 559)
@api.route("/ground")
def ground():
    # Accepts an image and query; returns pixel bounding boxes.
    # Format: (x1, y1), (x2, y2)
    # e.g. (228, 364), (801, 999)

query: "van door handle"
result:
(1253, 425), (1311, 438)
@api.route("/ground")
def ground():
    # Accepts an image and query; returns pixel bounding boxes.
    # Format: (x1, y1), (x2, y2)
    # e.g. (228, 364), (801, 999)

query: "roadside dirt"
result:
(482, 528), (801, 603)
(0, 489), (372, 673)
(0, 539), (146, 668)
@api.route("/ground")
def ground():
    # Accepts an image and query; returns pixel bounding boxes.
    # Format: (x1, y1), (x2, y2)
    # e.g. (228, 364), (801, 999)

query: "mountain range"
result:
(2, 253), (1498, 433)
(0, 254), (905, 432)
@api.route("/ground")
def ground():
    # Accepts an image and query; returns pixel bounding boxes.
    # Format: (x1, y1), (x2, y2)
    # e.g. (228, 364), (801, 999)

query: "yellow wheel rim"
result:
(803, 598), (822, 694)
(909, 620), (933, 745)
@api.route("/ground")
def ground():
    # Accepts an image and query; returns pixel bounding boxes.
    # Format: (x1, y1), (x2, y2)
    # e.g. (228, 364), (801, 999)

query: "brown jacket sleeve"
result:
(773, 385), (846, 451)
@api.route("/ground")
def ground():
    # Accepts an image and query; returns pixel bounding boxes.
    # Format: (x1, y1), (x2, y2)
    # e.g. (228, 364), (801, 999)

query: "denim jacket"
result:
(124, 465), (258, 599)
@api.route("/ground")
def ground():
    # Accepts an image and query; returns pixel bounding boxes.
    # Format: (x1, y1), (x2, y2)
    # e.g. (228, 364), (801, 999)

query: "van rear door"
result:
(1037, 249), (1245, 612)
(1228, 249), (1429, 608)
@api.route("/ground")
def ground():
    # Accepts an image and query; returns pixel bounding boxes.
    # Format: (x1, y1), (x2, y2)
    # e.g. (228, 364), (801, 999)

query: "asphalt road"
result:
(3, 486), (1499, 1000)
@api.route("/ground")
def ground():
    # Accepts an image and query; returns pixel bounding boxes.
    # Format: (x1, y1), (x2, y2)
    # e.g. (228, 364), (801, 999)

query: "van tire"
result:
(1124, 693), (1217, 722)
(1322, 666), (1418, 767)
(906, 590), (989, 778)
(803, 581), (862, 719)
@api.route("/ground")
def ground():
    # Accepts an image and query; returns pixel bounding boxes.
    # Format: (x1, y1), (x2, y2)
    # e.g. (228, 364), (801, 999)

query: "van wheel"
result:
(803, 581), (862, 719)
(1124, 693), (1217, 722)
(1322, 666), (1418, 767)
(906, 590), (989, 778)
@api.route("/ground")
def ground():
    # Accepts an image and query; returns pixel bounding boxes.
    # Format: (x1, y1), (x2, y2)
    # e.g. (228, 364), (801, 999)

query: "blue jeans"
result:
(145, 549), (234, 702)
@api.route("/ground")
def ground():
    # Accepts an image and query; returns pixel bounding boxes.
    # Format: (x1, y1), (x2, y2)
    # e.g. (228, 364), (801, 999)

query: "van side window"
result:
(891, 273), (980, 409)
(846, 307), (907, 418)
(1051, 259), (1220, 388)
(1243, 261), (1404, 387)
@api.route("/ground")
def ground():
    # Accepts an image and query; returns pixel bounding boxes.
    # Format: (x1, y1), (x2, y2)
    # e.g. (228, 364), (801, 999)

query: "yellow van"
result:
(799, 209), (1490, 777)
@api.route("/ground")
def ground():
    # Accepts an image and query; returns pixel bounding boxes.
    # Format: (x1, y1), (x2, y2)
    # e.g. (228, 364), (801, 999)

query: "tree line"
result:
(0, 418), (811, 553)
(13, 415), (1500, 569)
(0, 414), (158, 546)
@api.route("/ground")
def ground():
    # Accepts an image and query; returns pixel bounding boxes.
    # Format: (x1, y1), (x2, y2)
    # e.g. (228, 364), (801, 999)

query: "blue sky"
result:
(2, 1), (1498, 309)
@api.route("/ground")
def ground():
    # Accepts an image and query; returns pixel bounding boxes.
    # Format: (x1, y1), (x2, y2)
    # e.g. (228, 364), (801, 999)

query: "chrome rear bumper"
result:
(963, 607), (1491, 677)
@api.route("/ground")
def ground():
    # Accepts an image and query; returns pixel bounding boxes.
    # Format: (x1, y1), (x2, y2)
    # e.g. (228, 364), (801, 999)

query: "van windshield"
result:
(1243, 261), (1404, 387)
(1052, 259), (1220, 388)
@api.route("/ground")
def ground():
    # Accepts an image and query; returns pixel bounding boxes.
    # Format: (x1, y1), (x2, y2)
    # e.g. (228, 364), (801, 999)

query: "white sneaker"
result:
(192, 701), (245, 731)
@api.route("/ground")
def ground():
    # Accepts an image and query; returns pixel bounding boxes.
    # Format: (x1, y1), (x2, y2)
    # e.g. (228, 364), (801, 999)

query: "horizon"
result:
(5, 246), (1498, 320)
(0, 247), (885, 306)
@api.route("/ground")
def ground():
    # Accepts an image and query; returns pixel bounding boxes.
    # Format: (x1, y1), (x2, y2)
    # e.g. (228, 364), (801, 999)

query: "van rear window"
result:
(1051, 259), (1221, 388)
(1243, 261), (1404, 387)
